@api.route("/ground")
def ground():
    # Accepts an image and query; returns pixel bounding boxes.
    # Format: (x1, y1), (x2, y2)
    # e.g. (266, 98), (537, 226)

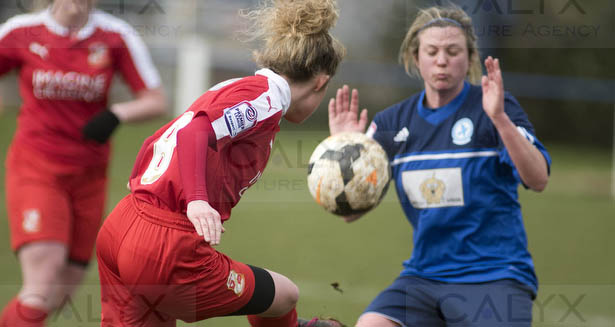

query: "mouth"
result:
(435, 74), (449, 80)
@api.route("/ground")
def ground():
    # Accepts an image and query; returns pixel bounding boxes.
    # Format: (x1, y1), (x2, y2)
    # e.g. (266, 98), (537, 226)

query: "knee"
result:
(20, 244), (68, 283)
(282, 283), (299, 310)
(275, 281), (299, 315)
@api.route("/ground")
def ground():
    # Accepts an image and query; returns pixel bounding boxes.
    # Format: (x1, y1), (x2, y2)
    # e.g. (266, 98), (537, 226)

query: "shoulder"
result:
(374, 92), (421, 126)
(90, 10), (139, 39)
(0, 12), (45, 40)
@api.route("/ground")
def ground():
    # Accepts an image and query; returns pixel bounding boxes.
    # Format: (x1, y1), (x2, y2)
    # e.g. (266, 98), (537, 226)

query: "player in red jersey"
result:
(0, 0), (167, 326)
(95, 0), (344, 327)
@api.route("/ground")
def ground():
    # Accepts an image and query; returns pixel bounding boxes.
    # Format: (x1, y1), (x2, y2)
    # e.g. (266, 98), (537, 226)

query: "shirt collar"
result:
(42, 7), (97, 40)
(255, 68), (291, 116)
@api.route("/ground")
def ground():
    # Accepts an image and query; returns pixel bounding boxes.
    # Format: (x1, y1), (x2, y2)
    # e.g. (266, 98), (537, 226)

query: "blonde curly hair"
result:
(241, 0), (346, 82)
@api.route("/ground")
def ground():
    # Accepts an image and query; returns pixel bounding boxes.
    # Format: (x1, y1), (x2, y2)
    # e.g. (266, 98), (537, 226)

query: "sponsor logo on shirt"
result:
(223, 102), (258, 137)
(29, 42), (48, 60)
(88, 42), (110, 68)
(22, 209), (41, 233)
(451, 118), (474, 145)
(266, 96), (278, 112)
(366, 121), (377, 138)
(226, 270), (245, 296)
(402, 168), (465, 209)
(394, 127), (409, 142)
(516, 126), (535, 144)
(32, 69), (107, 102)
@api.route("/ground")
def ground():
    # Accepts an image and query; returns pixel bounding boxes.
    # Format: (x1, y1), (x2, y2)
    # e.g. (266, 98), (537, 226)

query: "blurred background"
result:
(0, 0), (614, 326)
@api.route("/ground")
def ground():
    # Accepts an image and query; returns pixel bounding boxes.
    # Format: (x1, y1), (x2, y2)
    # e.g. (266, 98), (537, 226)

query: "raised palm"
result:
(481, 56), (505, 119)
(328, 85), (368, 135)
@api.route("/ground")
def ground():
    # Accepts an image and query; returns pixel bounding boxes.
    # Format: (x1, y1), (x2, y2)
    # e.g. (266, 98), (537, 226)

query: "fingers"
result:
(350, 88), (360, 115)
(484, 56), (493, 77)
(342, 85), (349, 114)
(187, 201), (223, 246)
(358, 108), (368, 131)
(199, 214), (222, 245)
(335, 86), (346, 115)
(333, 85), (352, 114)
(481, 75), (489, 89)
(203, 212), (222, 245)
(484, 56), (502, 79)
(328, 97), (336, 119)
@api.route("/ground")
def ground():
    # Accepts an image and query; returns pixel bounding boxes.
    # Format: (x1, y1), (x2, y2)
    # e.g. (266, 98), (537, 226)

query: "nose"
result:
(435, 52), (447, 66)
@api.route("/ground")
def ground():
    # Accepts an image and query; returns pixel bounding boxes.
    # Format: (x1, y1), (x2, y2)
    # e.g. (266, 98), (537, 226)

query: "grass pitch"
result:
(0, 111), (613, 326)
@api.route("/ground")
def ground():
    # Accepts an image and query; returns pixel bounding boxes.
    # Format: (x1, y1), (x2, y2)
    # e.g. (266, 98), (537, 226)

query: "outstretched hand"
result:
(328, 85), (368, 135)
(481, 56), (505, 120)
(187, 200), (225, 246)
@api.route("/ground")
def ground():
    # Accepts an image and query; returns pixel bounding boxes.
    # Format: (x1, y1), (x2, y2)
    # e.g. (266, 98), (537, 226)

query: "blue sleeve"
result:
(497, 93), (552, 185)
(370, 110), (397, 162)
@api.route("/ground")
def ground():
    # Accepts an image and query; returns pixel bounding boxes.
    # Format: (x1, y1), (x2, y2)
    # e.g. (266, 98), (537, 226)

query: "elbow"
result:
(152, 90), (169, 117)
(529, 175), (549, 192)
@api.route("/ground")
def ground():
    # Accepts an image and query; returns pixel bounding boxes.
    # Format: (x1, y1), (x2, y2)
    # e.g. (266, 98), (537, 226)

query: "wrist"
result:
(489, 111), (511, 128)
(109, 104), (123, 123)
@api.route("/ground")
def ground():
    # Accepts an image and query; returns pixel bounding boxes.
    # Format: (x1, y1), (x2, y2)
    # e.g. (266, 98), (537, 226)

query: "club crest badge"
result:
(226, 270), (245, 296)
(420, 173), (446, 205)
(88, 42), (110, 68)
(451, 117), (474, 145)
(22, 209), (41, 233)
(29, 42), (48, 60)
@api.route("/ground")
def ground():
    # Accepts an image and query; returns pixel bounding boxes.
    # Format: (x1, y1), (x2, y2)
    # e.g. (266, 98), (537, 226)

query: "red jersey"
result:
(130, 69), (290, 221)
(0, 9), (161, 166)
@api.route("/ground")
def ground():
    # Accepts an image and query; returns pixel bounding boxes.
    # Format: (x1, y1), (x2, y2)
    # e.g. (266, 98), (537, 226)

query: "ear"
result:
(313, 74), (331, 92)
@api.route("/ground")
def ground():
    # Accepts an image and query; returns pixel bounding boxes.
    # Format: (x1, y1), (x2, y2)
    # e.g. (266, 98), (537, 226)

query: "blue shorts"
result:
(363, 276), (534, 327)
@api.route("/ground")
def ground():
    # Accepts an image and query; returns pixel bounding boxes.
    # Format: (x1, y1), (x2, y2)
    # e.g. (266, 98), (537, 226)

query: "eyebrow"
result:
(424, 43), (464, 49)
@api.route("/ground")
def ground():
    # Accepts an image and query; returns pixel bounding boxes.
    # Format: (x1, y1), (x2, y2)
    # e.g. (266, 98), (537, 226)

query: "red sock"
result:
(0, 298), (48, 327)
(247, 308), (298, 327)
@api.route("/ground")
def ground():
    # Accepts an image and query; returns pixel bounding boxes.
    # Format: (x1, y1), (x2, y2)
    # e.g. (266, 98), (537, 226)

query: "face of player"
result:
(285, 73), (331, 124)
(415, 26), (470, 95)
(51, 0), (96, 26)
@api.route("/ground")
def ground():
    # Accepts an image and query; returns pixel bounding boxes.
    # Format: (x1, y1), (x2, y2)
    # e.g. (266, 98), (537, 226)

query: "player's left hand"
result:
(82, 109), (120, 144)
(187, 200), (225, 246)
(481, 56), (505, 120)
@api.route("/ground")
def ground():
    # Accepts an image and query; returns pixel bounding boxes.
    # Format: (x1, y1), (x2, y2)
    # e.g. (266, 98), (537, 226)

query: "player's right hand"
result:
(187, 200), (225, 246)
(328, 85), (368, 136)
(342, 213), (364, 223)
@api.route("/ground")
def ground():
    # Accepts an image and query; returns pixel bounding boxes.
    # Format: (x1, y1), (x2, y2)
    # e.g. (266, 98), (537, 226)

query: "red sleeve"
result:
(176, 114), (216, 204)
(129, 133), (159, 180)
(0, 28), (21, 75)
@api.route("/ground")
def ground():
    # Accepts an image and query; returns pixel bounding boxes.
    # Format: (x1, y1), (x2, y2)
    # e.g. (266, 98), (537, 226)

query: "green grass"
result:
(0, 110), (613, 326)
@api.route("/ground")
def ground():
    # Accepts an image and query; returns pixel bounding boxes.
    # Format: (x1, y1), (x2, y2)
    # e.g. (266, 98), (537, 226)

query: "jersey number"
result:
(140, 111), (195, 185)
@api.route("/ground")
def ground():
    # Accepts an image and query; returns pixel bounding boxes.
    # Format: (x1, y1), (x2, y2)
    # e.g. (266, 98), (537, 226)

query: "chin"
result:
(284, 114), (305, 124)
(433, 81), (462, 92)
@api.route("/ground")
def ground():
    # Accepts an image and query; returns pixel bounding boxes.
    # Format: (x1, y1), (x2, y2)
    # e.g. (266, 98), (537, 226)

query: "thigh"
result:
(113, 211), (258, 323)
(68, 165), (107, 264)
(362, 276), (445, 327)
(96, 197), (177, 327)
(436, 280), (533, 327)
(227, 265), (277, 317)
(5, 148), (72, 252)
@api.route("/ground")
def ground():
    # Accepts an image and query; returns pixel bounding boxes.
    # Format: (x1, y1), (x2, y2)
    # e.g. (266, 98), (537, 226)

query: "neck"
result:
(423, 82), (465, 109)
(51, 2), (91, 33)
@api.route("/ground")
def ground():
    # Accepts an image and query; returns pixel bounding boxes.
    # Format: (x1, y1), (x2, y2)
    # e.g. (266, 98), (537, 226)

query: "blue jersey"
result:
(368, 82), (551, 294)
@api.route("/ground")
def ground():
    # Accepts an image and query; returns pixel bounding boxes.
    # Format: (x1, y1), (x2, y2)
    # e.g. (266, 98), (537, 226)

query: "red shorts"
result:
(5, 143), (107, 264)
(96, 195), (256, 326)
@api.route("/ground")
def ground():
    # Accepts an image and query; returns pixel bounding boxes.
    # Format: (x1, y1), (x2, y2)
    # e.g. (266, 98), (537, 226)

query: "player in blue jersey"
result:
(329, 5), (551, 327)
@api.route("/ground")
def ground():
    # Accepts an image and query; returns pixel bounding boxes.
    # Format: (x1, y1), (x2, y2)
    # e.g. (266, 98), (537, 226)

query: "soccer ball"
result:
(307, 132), (391, 216)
